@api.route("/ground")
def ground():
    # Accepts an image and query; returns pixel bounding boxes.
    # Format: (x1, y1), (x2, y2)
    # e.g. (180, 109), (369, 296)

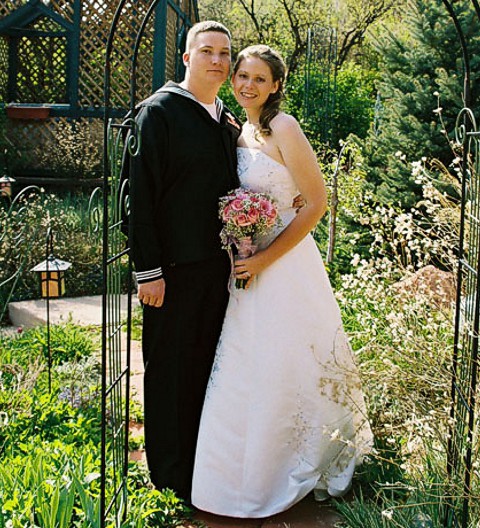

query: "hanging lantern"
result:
(0, 174), (15, 197)
(31, 255), (72, 298)
(0, 148), (14, 197)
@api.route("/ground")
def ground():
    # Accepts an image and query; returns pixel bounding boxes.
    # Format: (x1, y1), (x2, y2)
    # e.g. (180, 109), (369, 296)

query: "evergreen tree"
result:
(362, 0), (480, 208)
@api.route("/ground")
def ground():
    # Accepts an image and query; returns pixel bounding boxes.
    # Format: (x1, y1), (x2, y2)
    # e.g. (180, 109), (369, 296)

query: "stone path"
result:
(7, 295), (344, 528)
(191, 494), (343, 527)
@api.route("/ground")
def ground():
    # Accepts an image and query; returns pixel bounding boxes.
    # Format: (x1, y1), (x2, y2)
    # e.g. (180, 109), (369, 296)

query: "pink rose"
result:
(267, 208), (277, 218)
(247, 208), (260, 223)
(259, 199), (273, 213)
(230, 198), (244, 211)
(234, 213), (252, 227)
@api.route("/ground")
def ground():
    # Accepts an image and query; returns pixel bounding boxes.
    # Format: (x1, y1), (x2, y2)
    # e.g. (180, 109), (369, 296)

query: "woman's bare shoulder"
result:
(270, 112), (302, 136)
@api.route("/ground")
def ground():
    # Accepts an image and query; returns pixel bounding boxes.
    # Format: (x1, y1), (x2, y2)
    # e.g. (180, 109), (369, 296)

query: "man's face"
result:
(183, 31), (231, 87)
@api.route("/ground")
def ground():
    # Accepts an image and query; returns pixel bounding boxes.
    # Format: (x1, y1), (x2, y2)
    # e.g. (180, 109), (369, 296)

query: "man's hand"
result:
(138, 278), (166, 308)
(292, 193), (306, 212)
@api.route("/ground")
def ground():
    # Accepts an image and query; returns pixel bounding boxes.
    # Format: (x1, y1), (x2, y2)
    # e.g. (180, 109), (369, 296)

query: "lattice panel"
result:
(7, 117), (103, 173)
(136, 14), (155, 103)
(0, 0), (73, 22)
(79, 0), (157, 109)
(46, 0), (74, 24)
(78, 0), (114, 108)
(0, 36), (8, 103)
(0, 0), (27, 20)
(3, 0), (197, 110)
(165, 4), (178, 82)
(14, 15), (67, 104)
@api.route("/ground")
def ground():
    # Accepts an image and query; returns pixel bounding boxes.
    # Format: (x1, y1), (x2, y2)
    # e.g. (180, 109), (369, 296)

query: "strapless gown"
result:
(191, 147), (372, 518)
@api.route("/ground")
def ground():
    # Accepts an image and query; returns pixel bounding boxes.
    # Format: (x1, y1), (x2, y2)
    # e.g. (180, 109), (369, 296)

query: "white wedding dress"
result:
(191, 147), (373, 518)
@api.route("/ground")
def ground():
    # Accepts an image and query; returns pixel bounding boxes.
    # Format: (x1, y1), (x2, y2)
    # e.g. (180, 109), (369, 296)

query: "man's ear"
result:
(183, 51), (190, 67)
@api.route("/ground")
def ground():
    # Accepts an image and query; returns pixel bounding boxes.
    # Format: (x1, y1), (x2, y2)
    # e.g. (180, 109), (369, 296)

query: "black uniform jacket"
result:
(127, 82), (242, 284)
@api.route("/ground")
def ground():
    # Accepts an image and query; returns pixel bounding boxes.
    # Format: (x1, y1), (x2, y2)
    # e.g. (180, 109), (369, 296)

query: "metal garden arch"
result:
(442, 0), (480, 526)
(99, 1), (480, 525)
(99, 1), (197, 524)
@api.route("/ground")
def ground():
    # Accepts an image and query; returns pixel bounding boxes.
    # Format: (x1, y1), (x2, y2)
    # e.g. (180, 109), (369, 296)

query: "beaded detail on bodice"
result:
(237, 147), (299, 212)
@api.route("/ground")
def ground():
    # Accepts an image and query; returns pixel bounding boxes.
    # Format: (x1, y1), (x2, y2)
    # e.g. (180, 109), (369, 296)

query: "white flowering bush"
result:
(327, 153), (474, 525)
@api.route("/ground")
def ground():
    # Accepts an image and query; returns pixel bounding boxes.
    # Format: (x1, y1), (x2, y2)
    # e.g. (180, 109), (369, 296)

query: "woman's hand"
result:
(234, 251), (269, 290)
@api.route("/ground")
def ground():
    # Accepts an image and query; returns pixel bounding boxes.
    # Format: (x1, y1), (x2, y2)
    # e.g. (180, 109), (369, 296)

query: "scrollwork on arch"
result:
(0, 185), (42, 248)
(88, 186), (104, 239)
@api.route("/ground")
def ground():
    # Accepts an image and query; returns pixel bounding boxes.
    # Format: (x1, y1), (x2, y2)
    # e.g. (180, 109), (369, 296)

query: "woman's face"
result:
(232, 56), (279, 111)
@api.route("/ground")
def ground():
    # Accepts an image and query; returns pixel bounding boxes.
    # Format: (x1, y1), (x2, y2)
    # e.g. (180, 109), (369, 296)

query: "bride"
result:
(191, 44), (373, 518)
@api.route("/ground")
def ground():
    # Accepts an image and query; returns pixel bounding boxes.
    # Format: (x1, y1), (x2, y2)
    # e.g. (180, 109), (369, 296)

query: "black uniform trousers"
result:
(142, 254), (231, 502)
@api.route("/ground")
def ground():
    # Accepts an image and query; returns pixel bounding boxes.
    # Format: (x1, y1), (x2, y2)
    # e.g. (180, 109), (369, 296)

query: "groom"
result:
(127, 21), (241, 502)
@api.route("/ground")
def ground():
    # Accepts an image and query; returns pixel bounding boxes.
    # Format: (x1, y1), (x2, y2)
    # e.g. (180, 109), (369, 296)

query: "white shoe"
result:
(314, 488), (330, 502)
(328, 481), (351, 498)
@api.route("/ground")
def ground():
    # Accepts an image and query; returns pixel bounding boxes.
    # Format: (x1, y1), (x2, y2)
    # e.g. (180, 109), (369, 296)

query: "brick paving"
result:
(191, 494), (343, 527)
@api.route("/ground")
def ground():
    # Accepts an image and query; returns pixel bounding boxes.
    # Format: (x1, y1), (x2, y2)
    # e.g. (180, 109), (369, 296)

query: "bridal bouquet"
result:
(219, 187), (280, 289)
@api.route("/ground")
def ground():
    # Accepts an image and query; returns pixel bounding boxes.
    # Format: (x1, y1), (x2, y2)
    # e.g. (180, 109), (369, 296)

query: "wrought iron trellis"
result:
(444, 0), (480, 527)
(99, 1), (197, 524)
(304, 25), (337, 145)
(0, 185), (42, 323)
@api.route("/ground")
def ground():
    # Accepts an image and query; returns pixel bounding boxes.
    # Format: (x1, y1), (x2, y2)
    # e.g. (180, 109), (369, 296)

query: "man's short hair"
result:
(186, 21), (231, 51)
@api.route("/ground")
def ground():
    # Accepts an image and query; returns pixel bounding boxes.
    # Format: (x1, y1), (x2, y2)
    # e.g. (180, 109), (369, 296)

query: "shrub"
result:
(329, 156), (462, 524)
(1, 323), (97, 368)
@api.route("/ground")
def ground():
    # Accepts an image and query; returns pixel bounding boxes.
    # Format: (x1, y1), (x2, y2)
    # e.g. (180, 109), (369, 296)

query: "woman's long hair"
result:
(233, 45), (287, 136)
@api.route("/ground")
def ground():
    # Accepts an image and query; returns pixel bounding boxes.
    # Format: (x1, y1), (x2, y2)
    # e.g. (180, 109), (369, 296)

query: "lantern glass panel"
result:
(0, 182), (12, 197)
(40, 271), (64, 298)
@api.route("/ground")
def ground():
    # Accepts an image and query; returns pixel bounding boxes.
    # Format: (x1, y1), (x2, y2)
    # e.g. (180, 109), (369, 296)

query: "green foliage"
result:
(1, 323), (97, 367)
(127, 486), (193, 528)
(360, 0), (480, 207)
(0, 322), (193, 527)
(313, 140), (374, 286)
(0, 448), (193, 528)
(334, 64), (378, 141)
(284, 62), (377, 148)
(38, 120), (103, 179)
(1, 391), (100, 450)
(337, 442), (450, 528)
(0, 323), (100, 454)
(130, 304), (143, 342)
